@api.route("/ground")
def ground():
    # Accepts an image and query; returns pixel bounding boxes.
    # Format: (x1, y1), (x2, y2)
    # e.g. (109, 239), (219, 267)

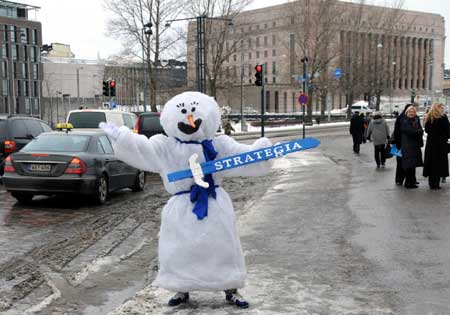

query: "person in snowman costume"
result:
(100, 91), (272, 308)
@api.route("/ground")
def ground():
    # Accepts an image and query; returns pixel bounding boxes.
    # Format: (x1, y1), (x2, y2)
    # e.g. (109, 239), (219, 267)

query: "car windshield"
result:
(68, 112), (106, 128)
(0, 119), (5, 141)
(22, 134), (90, 152)
(142, 115), (163, 132)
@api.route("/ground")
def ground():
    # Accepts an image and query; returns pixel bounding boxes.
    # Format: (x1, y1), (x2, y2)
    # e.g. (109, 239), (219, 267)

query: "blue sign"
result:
(333, 68), (343, 79)
(110, 101), (117, 109)
(167, 138), (321, 183)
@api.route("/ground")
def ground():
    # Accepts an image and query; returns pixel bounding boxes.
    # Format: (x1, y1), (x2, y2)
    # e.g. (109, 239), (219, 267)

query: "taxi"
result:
(2, 123), (145, 204)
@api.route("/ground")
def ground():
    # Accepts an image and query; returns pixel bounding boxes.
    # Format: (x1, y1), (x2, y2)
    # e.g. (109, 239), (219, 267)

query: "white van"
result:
(66, 109), (137, 130)
(351, 101), (373, 114)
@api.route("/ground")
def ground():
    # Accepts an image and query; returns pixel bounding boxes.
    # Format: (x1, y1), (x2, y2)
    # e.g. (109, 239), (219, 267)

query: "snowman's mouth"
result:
(178, 119), (202, 134)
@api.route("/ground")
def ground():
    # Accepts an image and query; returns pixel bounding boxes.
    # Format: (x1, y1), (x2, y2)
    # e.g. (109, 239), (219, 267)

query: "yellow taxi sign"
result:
(56, 123), (74, 131)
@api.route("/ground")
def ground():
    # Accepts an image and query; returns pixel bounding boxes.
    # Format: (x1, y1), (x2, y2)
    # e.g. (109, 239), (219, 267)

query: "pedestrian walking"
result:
(363, 112), (372, 142)
(391, 104), (413, 185)
(423, 103), (450, 189)
(400, 106), (423, 188)
(366, 112), (390, 168)
(223, 118), (235, 136)
(349, 111), (365, 154)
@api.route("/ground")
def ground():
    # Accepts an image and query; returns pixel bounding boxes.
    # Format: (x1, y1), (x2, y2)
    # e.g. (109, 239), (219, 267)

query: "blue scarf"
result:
(175, 138), (218, 220)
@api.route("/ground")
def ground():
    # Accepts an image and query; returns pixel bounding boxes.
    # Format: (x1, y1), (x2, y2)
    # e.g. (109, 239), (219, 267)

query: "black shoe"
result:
(396, 182), (403, 186)
(168, 292), (189, 307)
(376, 164), (380, 169)
(405, 184), (419, 189)
(430, 186), (441, 190)
(225, 290), (249, 309)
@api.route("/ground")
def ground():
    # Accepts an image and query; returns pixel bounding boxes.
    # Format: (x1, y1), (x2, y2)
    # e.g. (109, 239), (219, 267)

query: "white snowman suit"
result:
(109, 92), (272, 292)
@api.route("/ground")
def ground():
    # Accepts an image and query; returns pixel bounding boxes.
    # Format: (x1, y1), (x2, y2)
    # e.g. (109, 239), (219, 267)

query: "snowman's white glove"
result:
(99, 122), (121, 141)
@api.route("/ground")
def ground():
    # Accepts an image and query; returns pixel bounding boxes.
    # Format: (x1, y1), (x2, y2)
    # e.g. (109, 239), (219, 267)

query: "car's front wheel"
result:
(131, 171), (145, 192)
(11, 192), (34, 203)
(93, 174), (108, 205)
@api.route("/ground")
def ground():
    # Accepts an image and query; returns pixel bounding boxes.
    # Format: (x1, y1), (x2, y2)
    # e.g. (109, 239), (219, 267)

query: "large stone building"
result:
(0, 0), (42, 117)
(187, 0), (445, 113)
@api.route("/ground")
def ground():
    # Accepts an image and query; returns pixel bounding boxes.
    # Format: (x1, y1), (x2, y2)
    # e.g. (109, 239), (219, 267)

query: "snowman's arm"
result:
(215, 135), (272, 177)
(110, 126), (166, 173)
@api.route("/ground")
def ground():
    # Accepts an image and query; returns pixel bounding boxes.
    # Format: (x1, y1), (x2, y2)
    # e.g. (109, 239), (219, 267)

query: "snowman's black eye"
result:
(191, 107), (196, 112)
(181, 108), (187, 114)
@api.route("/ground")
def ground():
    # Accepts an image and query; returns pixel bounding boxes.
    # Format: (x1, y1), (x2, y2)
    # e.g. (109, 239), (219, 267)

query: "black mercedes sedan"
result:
(2, 128), (145, 204)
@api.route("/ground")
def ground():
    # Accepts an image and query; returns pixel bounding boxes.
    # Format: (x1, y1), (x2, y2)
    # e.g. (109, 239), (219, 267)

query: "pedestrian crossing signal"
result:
(254, 65), (263, 86)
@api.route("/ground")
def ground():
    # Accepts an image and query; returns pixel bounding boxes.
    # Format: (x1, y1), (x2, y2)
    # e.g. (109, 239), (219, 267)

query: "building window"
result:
(2, 43), (8, 59)
(272, 49), (276, 57)
(16, 80), (21, 96)
(22, 63), (28, 79)
(248, 64), (252, 76)
(24, 97), (30, 114)
(247, 38), (252, 49)
(264, 62), (268, 74)
(20, 27), (27, 43)
(256, 24), (260, 30)
(248, 52), (252, 59)
(264, 36), (268, 47)
(249, 26), (252, 31)
(2, 79), (8, 96)
(264, 50), (268, 58)
(264, 23), (268, 29)
(272, 61), (276, 74)
(265, 91), (270, 112)
(23, 81), (28, 96)
(23, 45), (28, 60)
(272, 35), (276, 46)
(284, 91), (287, 112)
(291, 16), (295, 25)
(272, 21), (276, 28)
(273, 77), (276, 83)
(31, 46), (38, 62)
(256, 51), (260, 58)
(11, 44), (17, 60)
(292, 92), (296, 109)
(10, 26), (15, 42)
(32, 29), (37, 44)
(233, 55), (237, 62)
(32, 63), (38, 79)
(13, 62), (17, 78)
(2, 61), (7, 78)
(33, 81), (38, 97)
(256, 37), (260, 47)
(33, 98), (39, 114)
(274, 91), (279, 113)
(15, 97), (19, 114)
(2, 25), (7, 42)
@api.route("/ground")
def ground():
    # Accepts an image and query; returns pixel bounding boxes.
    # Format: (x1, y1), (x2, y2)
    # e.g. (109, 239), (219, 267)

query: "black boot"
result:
(225, 289), (249, 308)
(168, 292), (189, 306)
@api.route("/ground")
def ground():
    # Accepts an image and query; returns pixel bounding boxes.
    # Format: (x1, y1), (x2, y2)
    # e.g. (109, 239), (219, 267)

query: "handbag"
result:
(384, 144), (393, 159)
(390, 144), (402, 158)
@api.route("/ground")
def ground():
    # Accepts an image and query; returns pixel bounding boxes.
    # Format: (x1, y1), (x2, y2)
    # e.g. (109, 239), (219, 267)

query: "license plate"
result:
(29, 164), (51, 172)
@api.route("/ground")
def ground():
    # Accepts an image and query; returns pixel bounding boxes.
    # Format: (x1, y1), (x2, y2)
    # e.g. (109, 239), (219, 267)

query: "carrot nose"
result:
(187, 114), (196, 128)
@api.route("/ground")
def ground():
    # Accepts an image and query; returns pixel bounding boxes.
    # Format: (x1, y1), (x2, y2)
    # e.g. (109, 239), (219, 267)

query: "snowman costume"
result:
(101, 92), (271, 306)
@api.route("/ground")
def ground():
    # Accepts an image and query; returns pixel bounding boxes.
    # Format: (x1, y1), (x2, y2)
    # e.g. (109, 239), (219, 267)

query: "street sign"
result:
(333, 68), (343, 79)
(102, 102), (110, 109)
(111, 101), (117, 109)
(298, 93), (309, 105)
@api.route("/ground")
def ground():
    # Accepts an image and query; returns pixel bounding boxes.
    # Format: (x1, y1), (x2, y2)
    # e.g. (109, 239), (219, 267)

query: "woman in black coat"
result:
(423, 103), (450, 189)
(392, 104), (413, 185)
(350, 112), (365, 154)
(401, 106), (423, 189)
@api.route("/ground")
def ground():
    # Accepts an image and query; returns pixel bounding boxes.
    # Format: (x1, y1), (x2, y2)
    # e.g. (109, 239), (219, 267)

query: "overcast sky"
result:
(21, 0), (450, 66)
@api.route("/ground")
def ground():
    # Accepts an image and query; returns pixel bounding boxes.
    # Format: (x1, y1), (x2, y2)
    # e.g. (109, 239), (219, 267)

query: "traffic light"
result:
(109, 80), (116, 97)
(144, 22), (153, 35)
(254, 64), (263, 86)
(102, 80), (109, 96)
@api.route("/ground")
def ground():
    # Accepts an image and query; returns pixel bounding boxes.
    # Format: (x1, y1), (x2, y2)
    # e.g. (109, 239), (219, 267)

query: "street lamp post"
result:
(142, 22), (152, 112)
(76, 67), (83, 108)
(301, 56), (308, 139)
(165, 16), (233, 94)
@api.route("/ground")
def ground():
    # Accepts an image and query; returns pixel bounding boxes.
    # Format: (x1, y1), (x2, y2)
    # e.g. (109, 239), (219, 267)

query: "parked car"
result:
(2, 124), (145, 204)
(66, 109), (137, 130)
(133, 112), (165, 138)
(0, 115), (52, 177)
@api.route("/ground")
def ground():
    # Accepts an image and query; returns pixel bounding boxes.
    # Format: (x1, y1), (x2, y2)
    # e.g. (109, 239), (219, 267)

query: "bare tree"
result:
(104, 0), (186, 111)
(187, 0), (252, 97)
(287, 0), (343, 119)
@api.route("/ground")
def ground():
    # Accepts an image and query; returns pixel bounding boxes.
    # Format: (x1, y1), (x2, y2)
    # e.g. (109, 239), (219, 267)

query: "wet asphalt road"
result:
(0, 128), (449, 315)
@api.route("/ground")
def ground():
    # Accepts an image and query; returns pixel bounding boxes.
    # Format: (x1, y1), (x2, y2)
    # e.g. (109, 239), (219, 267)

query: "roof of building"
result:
(0, 0), (40, 10)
